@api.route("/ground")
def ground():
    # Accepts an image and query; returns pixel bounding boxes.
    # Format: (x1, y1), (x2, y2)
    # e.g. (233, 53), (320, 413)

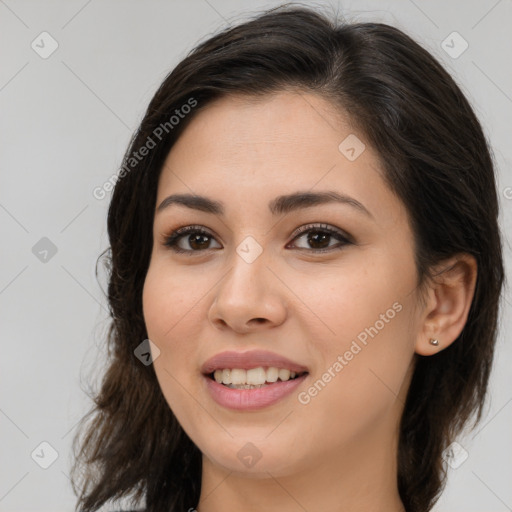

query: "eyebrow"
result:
(156, 190), (373, 219)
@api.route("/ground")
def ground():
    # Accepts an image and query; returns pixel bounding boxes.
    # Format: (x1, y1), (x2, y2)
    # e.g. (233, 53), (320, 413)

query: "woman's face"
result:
(143, 91), (424, 477)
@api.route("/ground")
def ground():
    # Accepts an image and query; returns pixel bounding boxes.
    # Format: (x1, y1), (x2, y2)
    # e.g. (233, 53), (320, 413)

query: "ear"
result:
(415, 253), (478, 356)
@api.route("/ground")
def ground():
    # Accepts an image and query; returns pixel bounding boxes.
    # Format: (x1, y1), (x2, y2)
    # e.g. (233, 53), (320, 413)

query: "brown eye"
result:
(163, 223), (352, 256)
(163, 226), (221, 254)
(288, 224), (352, 253)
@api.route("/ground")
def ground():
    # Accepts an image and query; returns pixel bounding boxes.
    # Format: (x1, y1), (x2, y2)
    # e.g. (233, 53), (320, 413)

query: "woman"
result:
(70, 5), (505, 512)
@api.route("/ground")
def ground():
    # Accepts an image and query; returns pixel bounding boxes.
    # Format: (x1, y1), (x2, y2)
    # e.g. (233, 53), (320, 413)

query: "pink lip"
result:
(201, 349), (309, 374)
(201, 350), (309, 411)
(204, 373), (308, 411)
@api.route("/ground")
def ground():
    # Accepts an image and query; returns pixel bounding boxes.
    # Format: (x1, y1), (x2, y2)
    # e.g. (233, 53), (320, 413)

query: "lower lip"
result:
(204, 373), (308, 411)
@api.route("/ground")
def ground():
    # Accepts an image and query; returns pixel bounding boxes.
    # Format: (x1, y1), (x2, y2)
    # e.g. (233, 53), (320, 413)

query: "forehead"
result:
(156, 91), (406, 228)
(169, 91), (355, 159)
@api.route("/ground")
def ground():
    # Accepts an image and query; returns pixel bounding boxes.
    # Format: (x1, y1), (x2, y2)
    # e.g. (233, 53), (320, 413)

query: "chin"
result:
(198, 433), (307, 478)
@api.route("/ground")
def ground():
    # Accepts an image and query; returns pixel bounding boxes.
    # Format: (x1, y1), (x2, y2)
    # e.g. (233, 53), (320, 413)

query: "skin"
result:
(142, 91), (477, 512)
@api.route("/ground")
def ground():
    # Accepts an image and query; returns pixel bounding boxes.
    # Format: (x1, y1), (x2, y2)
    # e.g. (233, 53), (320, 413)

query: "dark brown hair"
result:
(71, 4), (505, 512)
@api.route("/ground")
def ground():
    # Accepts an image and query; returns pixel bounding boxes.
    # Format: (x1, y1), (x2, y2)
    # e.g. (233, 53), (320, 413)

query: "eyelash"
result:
(162, 223), (353, 256)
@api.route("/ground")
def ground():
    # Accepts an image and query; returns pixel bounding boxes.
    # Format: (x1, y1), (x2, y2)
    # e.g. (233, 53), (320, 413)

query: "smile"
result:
(201, 350), (310, 410)
(204, 371), (308, 410)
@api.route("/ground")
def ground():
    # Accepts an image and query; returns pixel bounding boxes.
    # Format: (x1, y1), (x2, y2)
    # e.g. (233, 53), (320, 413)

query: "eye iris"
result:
(189, 233), (210, 250)
(308, 231), (330, 249)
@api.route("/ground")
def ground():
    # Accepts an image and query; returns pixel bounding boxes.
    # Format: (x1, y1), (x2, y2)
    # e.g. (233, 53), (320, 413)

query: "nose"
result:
(208, 248), (287, 334)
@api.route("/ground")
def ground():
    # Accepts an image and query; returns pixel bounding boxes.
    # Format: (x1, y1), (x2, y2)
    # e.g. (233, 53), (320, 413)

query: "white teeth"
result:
(278, 369), (291, 381)
(266, 367), (279, 383)
(211, 366), (303, 386)
(222, 369), (231, 385)
(247, 367), (267, 385)
(231, 369), (246, 385)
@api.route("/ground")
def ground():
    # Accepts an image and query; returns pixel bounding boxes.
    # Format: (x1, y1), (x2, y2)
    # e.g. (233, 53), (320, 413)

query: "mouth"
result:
(200, 350), (310, 410)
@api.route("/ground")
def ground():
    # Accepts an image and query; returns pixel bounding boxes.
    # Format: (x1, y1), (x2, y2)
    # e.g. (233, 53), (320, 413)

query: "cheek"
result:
(297, 256), (411, 349)
(143, 260), (202, 339)
(297, 256), (417, 420)
(295, 307), (416, 455)
(142, 261), (205, 417)
(142, 261), (201, 377)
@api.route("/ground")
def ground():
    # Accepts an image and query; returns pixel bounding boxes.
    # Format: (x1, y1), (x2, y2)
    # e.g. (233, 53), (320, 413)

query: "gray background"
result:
(1, 0), (511, 511)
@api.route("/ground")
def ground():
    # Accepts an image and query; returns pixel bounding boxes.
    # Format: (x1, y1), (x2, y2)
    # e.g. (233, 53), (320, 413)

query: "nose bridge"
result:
(209, 234), (286, 330)
(222, 235), (270, 303)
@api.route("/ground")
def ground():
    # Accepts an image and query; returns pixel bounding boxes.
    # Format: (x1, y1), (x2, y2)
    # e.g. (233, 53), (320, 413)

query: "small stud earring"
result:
(429, 338), (440, 346)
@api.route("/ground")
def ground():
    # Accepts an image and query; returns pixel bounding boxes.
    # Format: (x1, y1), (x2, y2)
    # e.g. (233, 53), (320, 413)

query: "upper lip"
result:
(201, 350), (309, 375)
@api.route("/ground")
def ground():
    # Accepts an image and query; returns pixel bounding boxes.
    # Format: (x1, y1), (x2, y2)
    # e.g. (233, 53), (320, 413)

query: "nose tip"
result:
(208, 262), (287, 333)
